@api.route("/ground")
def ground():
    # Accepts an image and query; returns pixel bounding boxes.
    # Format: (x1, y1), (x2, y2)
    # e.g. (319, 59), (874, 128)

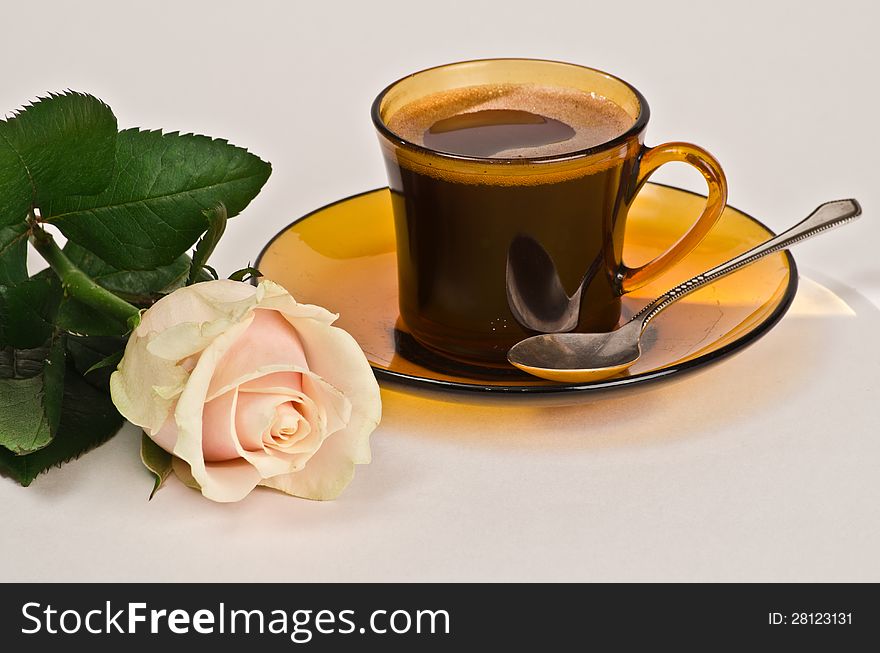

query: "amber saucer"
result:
(255, 184), (797, 393)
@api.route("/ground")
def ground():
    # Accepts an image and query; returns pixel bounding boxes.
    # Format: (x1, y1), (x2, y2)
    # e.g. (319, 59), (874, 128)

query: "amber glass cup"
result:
(372, 59), (727, 366)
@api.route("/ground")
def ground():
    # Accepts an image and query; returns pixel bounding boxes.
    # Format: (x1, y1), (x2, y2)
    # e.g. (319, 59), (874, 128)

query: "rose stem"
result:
(30, 224), (141, 326)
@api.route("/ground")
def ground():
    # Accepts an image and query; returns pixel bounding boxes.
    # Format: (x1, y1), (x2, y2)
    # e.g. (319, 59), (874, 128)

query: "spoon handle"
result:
(633, 199), (862, 329)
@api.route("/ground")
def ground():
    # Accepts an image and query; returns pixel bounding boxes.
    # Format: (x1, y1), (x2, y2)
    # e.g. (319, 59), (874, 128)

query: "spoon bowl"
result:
(508, 321), (643, 381)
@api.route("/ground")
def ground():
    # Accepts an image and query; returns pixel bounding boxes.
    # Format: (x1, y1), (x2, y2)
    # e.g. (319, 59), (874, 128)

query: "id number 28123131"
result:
(768, 613), (852, 625)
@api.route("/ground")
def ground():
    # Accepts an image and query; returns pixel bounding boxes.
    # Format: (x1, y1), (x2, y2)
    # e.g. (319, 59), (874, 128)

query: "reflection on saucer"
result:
(392, 326), (534, 383)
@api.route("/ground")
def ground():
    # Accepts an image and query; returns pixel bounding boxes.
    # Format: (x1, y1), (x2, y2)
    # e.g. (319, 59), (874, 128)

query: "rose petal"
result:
(282, 319), (380, 463)
(146, 318), (236, 362)
(171, 456), (201, 490)
(259, 372), (376, 501)
(206, 309), (307, 399)
(135, 279), (258, 338)
(234, 391), (302, 451)
(259, 418), (368, 500)
(172, 314), (262, 502)
(201, 386), (324, 481)
(197, 459), (261, 501)
(255, 279), (338, 325)
(111, 280), (267, 436)
(110, 331), (188, 435)
(236, 390), (327, 460)
(257, 324), (380, 500)
(151, 414), (180, 454)
(301, 372), (351, 437)
(201, 390), (244, 462)
(239, 371), (303, 394)
(267, 403), (310, 446)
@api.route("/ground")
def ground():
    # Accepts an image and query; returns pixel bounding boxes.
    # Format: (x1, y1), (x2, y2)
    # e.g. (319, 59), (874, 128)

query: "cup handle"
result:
(619, 142), (728, 293)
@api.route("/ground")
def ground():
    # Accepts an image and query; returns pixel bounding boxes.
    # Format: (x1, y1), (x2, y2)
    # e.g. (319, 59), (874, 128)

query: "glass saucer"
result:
(255, 183), (796, 393)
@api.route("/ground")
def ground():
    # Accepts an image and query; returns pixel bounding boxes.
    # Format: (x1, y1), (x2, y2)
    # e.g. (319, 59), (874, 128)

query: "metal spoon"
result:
(507, 199), (862, 382)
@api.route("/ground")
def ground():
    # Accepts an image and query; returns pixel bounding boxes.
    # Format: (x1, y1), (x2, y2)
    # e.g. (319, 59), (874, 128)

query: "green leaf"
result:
(228, 266), (261, 283)
(0, 376), (57, 453)
(0, 275), (61, 348)
(66, 334), (126, 392)
(0, 340), (57, 378)
(63, 241), (190, 303)
(43, 129), (271, 270)
(0, 92), (117, 284)
(0, 223), (29, 284)
(188, 203), (227, 285)
(141, 432), (172, 499)
(0, 335), (65, 454)
(56, 297), (129, 337)
(0, 362), (124, 486)
(0, 140), (31, 233)
(20, 267), (130, 338)
(0, 92), (117, 204)
(0, 128), (33, 284)
(84, 349), (123, 377)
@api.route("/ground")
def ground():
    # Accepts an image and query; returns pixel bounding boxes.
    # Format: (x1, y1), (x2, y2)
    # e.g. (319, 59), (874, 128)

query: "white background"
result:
(1, 0), (878, 581)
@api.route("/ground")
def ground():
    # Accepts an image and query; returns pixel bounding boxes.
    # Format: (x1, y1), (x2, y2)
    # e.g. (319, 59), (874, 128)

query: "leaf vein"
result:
(0, 128), (36, 205)
(0, 228), (28, 257)
(44, 169), (266, 223)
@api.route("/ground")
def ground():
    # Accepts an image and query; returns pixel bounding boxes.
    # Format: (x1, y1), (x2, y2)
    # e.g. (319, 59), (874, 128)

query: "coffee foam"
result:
(386, 83), (634, 158)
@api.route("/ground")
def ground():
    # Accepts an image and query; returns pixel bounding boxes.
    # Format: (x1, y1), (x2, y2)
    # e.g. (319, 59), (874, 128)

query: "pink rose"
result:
(110, 279), (381, 502)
